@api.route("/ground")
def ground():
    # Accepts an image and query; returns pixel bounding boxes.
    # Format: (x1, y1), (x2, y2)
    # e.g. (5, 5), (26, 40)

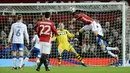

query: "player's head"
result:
(17, 14), (23, 21)
(58, 22), (64, 30)
(45, 12), (51, 19)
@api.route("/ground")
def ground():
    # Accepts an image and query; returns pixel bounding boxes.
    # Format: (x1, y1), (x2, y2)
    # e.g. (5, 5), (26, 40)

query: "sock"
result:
(37, 55), (44, 69)
(75, 53), (83, 62)
(36, 57), (40, 64)
(58, 54), (62, 65)
(107, 47), (117, 50)
(107, 51), (117, 57)
(42, 54), (49, 70)
(23, 56), (29, 65)
(37, 54), (49, 70)
(12, 56), (17, 68)
(19, 56), (23, 68)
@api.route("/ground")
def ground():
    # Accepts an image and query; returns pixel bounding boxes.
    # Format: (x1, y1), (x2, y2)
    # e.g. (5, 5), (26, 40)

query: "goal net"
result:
(0, 2), (126, 66)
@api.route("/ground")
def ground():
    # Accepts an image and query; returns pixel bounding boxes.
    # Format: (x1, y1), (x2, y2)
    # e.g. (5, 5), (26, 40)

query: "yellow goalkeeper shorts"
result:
(58, 43), (74, 52)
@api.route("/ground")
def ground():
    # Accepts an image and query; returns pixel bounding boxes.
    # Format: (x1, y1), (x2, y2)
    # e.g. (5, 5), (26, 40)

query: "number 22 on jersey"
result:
(40, 25), (51, 35)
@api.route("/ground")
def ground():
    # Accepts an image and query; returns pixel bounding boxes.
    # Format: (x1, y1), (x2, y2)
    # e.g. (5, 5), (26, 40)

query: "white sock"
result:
(107, 51), (117, 57)
(12, 57), (17, 68)
(19, 57), (23, 68)
(107, 47), (117, 50)
(36, 58), (40, 64)
(23, 57), (29, 65)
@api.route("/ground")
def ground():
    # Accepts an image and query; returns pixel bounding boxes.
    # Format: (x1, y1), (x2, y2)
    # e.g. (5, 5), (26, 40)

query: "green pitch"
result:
(0, 66), (130, 73)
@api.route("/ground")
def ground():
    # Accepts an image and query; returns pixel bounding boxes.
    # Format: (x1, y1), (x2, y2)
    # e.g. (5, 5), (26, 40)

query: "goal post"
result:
(0, 2), (127, 67)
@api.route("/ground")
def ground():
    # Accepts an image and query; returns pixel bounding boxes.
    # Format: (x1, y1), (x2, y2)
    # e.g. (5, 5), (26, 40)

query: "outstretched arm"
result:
(52, 35), (57, 41)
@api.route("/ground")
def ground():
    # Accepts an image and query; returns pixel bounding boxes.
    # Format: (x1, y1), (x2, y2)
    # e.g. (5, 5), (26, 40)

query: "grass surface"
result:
(0, 66), (130, 73)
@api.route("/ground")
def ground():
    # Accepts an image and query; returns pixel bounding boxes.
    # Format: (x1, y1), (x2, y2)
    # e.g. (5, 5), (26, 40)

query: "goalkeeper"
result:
(52, 22), (86, 67)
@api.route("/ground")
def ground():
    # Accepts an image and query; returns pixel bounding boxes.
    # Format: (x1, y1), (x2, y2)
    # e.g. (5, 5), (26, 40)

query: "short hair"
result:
(17, 14), (22, 20)
(58, 22), (64, 28)
(45, 12), (51, 18)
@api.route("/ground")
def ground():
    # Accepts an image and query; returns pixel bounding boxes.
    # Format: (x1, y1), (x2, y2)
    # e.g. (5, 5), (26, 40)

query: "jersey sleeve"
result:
(66, 30), (74, 38)
(24, 25), (29, 44)
(8, 24), (14, 43)
(51, 23), (58, 35)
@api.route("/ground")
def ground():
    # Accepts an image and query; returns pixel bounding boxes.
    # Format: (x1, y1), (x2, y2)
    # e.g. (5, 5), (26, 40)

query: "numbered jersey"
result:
(8, 22), (29, 44)
(37, 20), (58, 43)
(94, 22), (104, 36)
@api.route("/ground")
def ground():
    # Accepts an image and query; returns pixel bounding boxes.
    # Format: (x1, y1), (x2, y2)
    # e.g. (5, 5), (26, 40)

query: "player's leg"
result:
(69, 46), (86, 67)
(38, 53), (50, 71)
(22, 56), (29, 67)
(101, 45), (118, 57)
(36, 42), (51, 71)
(22, 47), (33, 67)
(36, 43), (43, 71)
(101, 45), (119, 66)
(18, 44), (24, 70)
(11, 43), (17, 70)
(35, 47), (41, 65)
(57, 45), (64, 66)
(106, 47), (120, 54)
(98, 37), (119, 65)
(36, 54), (43, 71)
(78, 25), (92, 47)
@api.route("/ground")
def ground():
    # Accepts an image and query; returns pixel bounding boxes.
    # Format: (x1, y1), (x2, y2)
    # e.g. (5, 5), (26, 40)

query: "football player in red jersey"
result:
(71, 11), (120, 65)
(36, 12), (58, 71)
(71, 12), (107, 47)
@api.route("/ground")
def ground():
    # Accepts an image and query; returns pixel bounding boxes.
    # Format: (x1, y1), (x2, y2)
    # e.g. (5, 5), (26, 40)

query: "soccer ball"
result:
(70, 7), (76, 12)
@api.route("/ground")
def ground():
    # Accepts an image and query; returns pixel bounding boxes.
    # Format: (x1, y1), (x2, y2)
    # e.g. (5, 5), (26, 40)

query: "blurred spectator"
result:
(1, 30), (7, 39)
(103, 22), (110, 34)
(8, 17), (14, 25)
(0, 30), (7, 46)
(28, 24), (33, 29)
(89, 43), (97, 57)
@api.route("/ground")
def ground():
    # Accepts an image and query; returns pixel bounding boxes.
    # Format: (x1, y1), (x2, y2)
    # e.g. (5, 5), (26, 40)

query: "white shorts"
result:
(39, 42), (52, 54)
(81, 21), (103, 36)
(81, 21), (98, 32)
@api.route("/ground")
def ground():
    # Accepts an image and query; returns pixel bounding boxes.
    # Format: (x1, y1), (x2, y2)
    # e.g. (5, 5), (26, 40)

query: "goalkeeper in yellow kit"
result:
(52, 23), (86, 67)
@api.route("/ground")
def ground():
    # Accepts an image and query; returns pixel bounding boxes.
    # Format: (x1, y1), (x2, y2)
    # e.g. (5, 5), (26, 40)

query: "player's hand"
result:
(6, 42), (12, 48)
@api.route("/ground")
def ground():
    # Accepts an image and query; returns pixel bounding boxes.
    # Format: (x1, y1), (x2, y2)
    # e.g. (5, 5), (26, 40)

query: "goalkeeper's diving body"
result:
(71, 12), (120, 64)
(52, 23), (86, 67)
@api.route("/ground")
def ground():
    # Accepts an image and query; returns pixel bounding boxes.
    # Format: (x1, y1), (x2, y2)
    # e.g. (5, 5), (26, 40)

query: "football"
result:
(70, 7), (76, 12)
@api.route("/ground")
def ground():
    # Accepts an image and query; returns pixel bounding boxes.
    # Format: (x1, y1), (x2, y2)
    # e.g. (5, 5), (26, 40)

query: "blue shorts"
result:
(96, 37), (107, 46)
(12, 43), (24, 51)
(31, 47), (40, 57)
